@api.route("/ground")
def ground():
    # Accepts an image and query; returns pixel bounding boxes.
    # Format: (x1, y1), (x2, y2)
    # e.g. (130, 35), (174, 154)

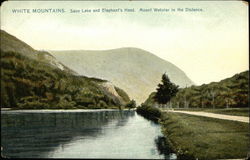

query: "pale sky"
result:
(1, 1), (248, 85)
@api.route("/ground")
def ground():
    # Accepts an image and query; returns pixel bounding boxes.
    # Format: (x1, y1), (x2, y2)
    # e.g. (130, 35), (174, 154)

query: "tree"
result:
(125, 99), (136, 110)
(154, 73), (179, 105)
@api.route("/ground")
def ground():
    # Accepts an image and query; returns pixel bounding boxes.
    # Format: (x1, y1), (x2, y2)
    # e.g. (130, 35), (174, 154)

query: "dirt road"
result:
(162, 110), (249, 123)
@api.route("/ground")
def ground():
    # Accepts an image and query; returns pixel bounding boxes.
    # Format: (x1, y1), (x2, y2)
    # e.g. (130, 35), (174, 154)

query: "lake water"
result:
(1, 110), (176, 159)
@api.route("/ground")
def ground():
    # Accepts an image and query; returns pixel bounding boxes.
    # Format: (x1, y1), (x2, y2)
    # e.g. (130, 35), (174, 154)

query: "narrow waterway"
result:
(1, 110), (176, 159)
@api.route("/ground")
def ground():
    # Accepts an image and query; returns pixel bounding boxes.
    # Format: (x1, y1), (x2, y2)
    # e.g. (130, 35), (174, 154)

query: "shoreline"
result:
(136, 106), (249, 160)
(1, 108), (136, 113)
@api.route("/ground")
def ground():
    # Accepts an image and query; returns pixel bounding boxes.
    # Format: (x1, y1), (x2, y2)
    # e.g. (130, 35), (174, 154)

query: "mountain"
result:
(1, 30), (77, 75)
(49, 48), (194, 104)
(1, 30), (38, 59)
(143, 70), (249, 108)
(0, 30), (131, 109)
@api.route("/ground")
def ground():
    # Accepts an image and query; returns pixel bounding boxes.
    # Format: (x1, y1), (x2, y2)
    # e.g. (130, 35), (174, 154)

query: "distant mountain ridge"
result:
(50, 48), (194, 104)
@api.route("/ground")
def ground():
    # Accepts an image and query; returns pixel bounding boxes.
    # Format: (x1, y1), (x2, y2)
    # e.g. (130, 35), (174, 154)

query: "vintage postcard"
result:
(0, 1), (249, 159)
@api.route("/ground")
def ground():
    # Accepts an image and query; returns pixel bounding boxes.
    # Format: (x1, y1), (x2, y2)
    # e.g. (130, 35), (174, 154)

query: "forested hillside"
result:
(0, 30), (131, 109)
(144, 71), (249, 108)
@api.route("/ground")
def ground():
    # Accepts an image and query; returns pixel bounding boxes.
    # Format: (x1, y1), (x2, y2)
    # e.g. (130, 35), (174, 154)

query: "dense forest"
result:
(0, 30), (131, 109)
(143, 71), (249, 108)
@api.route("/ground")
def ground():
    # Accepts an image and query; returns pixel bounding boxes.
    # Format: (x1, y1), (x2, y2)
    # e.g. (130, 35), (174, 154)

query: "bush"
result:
(136, 104), (162, 123)
(125, 99), (136, 109)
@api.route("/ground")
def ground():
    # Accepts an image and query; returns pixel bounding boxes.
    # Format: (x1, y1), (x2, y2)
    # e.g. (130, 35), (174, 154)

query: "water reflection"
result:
(1, 110), (176, 159)
(155, 136), (177, 160)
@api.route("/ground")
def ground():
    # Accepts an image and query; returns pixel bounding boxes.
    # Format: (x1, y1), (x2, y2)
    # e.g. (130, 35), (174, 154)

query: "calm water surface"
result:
(1, 110), (176, 159)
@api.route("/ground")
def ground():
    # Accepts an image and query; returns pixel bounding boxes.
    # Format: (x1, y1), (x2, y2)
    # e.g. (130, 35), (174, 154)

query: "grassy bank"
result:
(160, 112), (249, 160)
(172, 108), (249, 117)
(136, 105), (162, 123)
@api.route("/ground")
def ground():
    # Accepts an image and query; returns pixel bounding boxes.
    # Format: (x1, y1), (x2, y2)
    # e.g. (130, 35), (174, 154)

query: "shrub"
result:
(125, 99), (136, 109)
(136, 104), (162, 123)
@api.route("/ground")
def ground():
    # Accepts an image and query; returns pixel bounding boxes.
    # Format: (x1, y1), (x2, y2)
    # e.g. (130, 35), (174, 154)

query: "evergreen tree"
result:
(154, 73), (179, 104)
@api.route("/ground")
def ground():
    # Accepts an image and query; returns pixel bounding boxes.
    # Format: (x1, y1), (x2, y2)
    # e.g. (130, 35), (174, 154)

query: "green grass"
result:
(160, 112), (249, 160)
(172, 108), (249, 117)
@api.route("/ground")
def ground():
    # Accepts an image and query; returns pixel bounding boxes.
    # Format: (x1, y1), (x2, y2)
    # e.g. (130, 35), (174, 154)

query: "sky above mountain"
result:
(1, 1), (248, 85)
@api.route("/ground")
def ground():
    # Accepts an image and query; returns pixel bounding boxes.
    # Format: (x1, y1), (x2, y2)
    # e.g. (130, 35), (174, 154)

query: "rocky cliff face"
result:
(100, 82), (121, 98)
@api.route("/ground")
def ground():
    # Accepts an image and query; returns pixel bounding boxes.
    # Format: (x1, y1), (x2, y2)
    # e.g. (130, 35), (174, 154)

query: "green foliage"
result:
(145, 71), (249, 109)
(1, 30), (133, 109)
(136, 105), (161, 123)
(125, 99), (136, 109)
(143, 92), (156, 106)
(170, 71), (249, 108)
(0, 49), (125, 109)
(154, 74), (179, 104)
